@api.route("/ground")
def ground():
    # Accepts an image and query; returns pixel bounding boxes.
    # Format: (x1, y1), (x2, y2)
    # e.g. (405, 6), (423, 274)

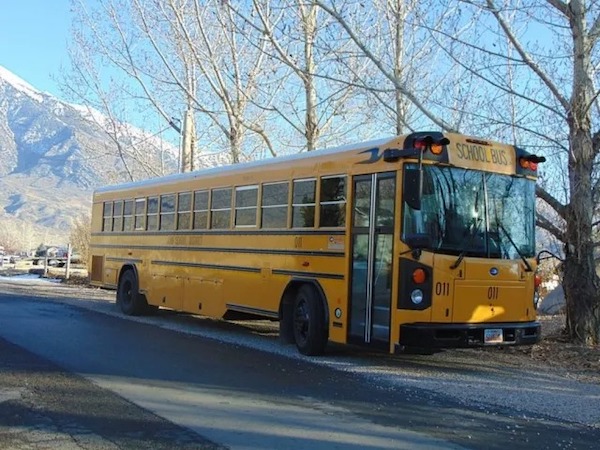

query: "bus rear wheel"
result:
(293, 284), (327, 356)
(117, 270), (147, 316)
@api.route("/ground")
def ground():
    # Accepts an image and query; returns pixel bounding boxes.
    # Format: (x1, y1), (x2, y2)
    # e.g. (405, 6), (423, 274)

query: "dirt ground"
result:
(502, 314), (600, 384)
(1, 263), (599, 385)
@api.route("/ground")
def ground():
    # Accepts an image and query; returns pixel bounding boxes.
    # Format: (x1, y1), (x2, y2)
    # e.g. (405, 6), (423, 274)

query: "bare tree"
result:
(69, 214), (91, 268)
(0, 220), (38, 254)
(66, 0), (180, 181)
(319, 0), (600, 344)
(315, 0), (467, 134)
(232, 0), (365, 152)
(123, 0), (279, 162)
(430, 0), (600, 344)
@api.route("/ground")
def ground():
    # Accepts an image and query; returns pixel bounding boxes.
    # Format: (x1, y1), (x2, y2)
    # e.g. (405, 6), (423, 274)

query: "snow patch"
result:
(0, 274), (62, 284)
(0, 65), (44, 102)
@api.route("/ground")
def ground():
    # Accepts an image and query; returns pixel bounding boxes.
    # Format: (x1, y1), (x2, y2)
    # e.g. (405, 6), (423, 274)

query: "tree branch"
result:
(588, 12), (600, 46)
(486, 0), (570, 113)
(536, 185), (567, 219)
(536, 214), (566, 242)
(315, 0), (457, 132)
(545, 0), (569, 16)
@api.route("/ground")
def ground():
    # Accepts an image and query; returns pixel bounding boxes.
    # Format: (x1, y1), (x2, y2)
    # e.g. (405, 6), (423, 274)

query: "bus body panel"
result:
(89, 132), (542, 355)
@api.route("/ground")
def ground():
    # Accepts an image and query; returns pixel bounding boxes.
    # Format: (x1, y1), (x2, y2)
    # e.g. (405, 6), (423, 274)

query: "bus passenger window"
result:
(193, 190), (209, 229)
(211, 188), (232, 229)
(320, 176), (346, 227)
(261, 182), (289, 228)
(292, 179), (316, 228)
(147, 196), (159, 231)
(134, 198), (146, 230)
(178, 192), (192, 230)
(112, 200), (123, 232)
(160, 194), (176, 231)
(103, 202), (113, 232)
(123, 200), (134, 231)
(235, 185), (258, 227)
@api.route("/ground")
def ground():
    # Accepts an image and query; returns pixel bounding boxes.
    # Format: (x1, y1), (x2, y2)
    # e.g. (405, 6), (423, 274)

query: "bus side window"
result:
(147, 196), (159, 231)
(235, 185), (258, 227)
(292, 179), (316, 228)
(123, 200), (134, 231)
(135, 198), (146, 231)
(193, 190), (209, 229)
(113, 200), (124, 232)
(160, 194), (176, 231)
(261, 182), (289, 228)
(319, 175), (346, 227)
(177, 192), (192, 230)
(211, 188), (232, 229)
(103, 201), (113, 232)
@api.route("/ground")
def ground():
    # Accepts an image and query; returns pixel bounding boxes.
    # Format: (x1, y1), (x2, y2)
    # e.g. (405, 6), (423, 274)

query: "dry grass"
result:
(496, 314), (600, 384)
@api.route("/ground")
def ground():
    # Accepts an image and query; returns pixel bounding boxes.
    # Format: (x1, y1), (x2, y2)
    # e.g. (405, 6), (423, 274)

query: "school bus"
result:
(89, 131), (544, 355)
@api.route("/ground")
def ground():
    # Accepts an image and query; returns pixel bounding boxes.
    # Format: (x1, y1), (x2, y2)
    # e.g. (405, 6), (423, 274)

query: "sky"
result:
(0, 0), (72, 97)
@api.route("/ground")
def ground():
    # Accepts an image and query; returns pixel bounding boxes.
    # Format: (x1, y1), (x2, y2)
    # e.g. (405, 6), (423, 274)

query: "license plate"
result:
(484, 328), (503, 344)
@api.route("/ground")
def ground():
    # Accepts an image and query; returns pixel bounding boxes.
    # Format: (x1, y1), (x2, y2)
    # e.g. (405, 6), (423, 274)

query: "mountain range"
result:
(0, 65), (225, 250)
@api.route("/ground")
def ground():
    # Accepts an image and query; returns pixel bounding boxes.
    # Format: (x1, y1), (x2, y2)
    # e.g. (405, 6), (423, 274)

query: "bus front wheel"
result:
(117, 270), (147, 316)
(293, 284), (327, 356)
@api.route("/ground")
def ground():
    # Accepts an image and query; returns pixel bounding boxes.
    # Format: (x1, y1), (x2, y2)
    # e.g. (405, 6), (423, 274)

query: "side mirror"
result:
(404, 169), (421, 210)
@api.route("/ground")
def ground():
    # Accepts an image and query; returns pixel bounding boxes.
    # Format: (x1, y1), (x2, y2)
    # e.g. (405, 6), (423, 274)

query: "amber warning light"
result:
(414, 136), (450, 155)
(383, 134), (449, 162)
(519, 154), (546, 171)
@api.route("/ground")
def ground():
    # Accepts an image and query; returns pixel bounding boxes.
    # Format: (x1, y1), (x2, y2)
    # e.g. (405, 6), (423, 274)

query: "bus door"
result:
(349, 172), (396, 348)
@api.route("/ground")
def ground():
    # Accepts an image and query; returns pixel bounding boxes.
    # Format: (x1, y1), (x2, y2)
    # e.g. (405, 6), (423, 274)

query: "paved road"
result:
(0, 285), (598, 449)
(0, 336), (219, 449)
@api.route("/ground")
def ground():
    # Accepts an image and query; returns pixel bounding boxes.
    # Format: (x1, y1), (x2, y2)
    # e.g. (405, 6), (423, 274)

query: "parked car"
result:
(32, 246), (81, 266)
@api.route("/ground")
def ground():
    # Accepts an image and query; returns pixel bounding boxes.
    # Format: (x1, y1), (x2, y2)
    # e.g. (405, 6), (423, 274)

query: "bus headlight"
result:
(411, 289), (424, 305)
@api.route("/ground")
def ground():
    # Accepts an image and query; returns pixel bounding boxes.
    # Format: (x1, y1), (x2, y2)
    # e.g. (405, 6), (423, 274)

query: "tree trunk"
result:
(563, 129), (600, 345)
(393, 0), (407, 136)
(230, 125), (242, 164)
(562, 0), (600, 345)
(303, 0), (319, 151)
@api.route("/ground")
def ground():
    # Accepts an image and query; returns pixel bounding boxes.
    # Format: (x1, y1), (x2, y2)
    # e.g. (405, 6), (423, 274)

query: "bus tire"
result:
(293, 284), (327, 356)
(117, 270), (146, 316)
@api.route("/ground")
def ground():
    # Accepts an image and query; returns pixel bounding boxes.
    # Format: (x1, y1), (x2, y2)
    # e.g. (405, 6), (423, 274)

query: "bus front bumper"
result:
(398, 321), (541, 349)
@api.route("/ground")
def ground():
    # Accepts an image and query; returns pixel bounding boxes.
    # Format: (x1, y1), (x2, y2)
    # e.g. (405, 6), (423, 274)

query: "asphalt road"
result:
(0, 285), (598, 449)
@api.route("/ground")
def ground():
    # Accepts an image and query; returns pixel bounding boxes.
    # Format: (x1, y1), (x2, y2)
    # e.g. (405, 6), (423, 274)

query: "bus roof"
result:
(94, 135), (395, 195)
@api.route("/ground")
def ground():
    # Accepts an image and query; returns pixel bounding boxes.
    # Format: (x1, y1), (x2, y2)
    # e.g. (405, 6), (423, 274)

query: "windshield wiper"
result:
(496, 222), (533, 272)
(450, 218), (483, 269)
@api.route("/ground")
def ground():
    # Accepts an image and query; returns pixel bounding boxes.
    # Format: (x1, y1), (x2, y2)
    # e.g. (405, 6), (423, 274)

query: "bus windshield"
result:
(402, 164), (536, 259)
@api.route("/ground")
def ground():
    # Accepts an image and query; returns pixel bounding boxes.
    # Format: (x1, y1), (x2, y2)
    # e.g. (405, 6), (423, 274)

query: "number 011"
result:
(435, 282), (450, 296)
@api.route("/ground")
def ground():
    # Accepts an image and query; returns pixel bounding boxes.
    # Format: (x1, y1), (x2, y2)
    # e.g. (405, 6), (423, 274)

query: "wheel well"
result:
(279, 279), (330, 338)
(118, 264), (138, 285)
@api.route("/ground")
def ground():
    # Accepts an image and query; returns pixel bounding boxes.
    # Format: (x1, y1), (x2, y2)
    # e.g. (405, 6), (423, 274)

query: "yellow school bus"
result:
(89, 131), (544, 355)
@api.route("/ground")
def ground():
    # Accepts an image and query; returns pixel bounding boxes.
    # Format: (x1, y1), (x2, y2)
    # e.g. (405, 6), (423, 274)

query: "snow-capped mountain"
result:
(0, 65), (227, 246)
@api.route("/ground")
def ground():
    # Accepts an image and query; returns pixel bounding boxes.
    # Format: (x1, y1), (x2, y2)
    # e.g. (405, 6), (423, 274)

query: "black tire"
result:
(293, 284), (328, 356)
(117, 270), (147, 316)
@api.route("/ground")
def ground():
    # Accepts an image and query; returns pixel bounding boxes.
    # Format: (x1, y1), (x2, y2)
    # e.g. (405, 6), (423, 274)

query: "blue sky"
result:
(0, 0), (72, 96)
